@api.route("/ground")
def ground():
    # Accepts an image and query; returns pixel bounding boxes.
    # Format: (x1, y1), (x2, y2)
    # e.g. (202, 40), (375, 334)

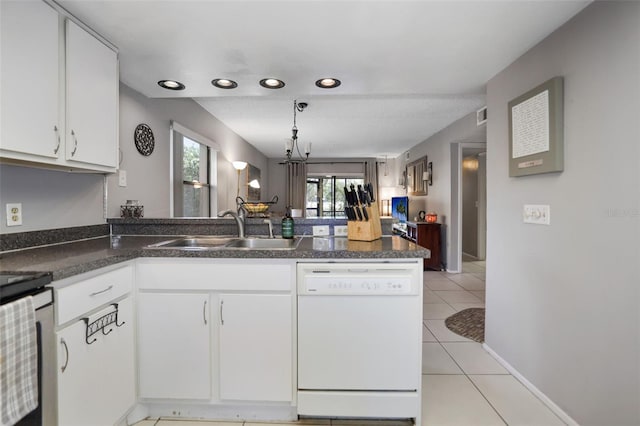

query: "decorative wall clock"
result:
(134, 123), (155, 156)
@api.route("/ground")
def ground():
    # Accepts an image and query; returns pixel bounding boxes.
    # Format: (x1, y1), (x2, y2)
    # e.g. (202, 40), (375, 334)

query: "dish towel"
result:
(0, 296), (38, 426)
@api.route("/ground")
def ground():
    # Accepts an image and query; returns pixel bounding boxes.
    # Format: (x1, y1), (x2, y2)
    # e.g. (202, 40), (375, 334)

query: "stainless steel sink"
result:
(224, 237), (301, 250)
(146, 236), (301, 250)
(147, 236), (235, 249)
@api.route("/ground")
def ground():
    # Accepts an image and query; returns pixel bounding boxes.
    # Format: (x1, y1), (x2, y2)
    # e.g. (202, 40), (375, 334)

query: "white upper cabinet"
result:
(65, 20), (118, 169)
(0, 0), (119, 173)
(1, 0), (60, 159)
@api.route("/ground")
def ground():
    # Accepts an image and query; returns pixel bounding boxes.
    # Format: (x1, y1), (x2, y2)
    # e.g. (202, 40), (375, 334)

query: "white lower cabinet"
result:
(55, 266), (136, 426)
(219, 293), (292, 401)
(136, 259), (295, 411)
(137, 292), (211, 399)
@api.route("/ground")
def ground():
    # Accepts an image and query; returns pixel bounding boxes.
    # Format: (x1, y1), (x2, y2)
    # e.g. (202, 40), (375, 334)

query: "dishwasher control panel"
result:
(303, 276), (412, 294)
(297, 262), (421, 296)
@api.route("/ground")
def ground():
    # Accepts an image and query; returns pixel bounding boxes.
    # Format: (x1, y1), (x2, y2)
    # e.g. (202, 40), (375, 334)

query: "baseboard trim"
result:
(461, 251), (479, 260)
(482, 343), (578, 426)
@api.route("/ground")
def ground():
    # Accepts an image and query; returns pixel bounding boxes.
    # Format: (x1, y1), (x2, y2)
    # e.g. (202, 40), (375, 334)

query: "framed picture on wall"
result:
(508, 76), (564, 177)
(406, 156), (428, 195)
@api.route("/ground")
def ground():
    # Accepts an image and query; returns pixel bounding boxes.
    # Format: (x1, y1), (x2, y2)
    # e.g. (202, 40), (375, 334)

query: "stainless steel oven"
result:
(1, 273), (55, 426)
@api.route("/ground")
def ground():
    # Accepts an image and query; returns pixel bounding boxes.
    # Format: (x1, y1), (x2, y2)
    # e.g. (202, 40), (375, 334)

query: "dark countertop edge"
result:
(137, 249), (428, 260)
(50, 253), (139, 281)
(1, 235), (429, 282)
(108, 217), (395, 224)
(0, 224), (109, 252)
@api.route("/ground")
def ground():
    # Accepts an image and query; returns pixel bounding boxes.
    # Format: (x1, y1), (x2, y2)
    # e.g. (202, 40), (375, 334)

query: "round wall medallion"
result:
(134, 124), (155, 156)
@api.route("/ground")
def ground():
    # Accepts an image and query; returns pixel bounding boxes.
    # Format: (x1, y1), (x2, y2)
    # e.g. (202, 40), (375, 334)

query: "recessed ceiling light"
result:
(259, 78), (285, 89)
(158, 80), (185, 90)
(315, 78), (341, 89)
(211, 78), (238, 89)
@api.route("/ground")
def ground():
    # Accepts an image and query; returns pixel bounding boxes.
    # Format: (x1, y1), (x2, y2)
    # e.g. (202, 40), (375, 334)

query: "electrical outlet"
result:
(334, 225), (348, 236)
(312, 225), (330, 236)
(6, 203), (23, 226)
(523, 204), (550, 225)
(118, 170), (127, 187)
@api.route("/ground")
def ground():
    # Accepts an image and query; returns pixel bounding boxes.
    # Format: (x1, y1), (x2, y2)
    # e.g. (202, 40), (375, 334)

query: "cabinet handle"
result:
(71, 130), (78, 156)
(60, 338), (69, 373)
(203, 300), (207, 325)
(220, 299), (224, 325)
(89, 285), (113, 297)
(53, 125), (61, 154)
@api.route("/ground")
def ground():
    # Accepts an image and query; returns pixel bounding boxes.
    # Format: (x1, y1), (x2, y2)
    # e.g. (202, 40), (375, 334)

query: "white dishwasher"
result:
(297, 262), (423, 422)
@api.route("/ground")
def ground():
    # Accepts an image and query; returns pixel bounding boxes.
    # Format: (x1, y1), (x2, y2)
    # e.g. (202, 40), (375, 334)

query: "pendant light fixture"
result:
(285, 100), (310, 163)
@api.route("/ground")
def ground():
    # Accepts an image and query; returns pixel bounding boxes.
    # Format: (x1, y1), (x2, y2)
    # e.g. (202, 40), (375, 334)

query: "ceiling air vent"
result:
(477, 106), (487, 126)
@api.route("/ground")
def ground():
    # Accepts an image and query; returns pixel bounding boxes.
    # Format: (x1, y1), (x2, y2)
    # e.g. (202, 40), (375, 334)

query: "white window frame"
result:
(170, 121), (219, 217)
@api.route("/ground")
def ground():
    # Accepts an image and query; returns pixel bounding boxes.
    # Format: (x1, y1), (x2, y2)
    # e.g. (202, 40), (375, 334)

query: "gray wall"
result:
(404, 111), (486, 269)
(485, 2), (640, 425)
(0, 165), (105, 233)
(110, 84), (268, 218)
(0, 84), (267, 233)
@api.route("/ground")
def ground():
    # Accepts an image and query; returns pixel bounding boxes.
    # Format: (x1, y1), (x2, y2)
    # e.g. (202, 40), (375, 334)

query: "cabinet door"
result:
(1, 0), (60, 159)
(418, 224), (441, 270)
(65, 19), (118, 169)
(57, 297), (135, 426)
(138, 292), (211, 399)
(219, 294), (292, 401)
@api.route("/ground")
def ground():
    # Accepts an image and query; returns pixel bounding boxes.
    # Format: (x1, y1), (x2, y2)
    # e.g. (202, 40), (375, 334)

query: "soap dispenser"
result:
(282, 206), (294, 239)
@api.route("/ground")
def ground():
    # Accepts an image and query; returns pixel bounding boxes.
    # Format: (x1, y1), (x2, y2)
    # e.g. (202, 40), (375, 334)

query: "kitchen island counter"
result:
(0, 235), (429, 281)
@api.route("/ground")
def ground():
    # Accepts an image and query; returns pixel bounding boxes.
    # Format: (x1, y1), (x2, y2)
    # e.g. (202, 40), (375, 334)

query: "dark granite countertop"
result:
(0, 235), (429, 282)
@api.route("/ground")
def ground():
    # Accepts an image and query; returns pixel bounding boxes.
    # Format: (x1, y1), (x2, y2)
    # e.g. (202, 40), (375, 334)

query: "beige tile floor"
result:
(135, 261), (566, 426)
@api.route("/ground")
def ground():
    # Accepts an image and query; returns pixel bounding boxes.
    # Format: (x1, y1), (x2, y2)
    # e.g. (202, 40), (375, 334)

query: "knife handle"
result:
(354, 207), (362, 221)
(366, 183), (375, 202)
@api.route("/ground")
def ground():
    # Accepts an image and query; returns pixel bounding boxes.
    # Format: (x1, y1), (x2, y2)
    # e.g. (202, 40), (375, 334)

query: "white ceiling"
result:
(58, 0), (590, 159)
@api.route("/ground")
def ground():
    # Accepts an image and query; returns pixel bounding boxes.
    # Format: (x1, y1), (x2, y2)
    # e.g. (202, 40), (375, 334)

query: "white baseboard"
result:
(482, 343), (578, 426)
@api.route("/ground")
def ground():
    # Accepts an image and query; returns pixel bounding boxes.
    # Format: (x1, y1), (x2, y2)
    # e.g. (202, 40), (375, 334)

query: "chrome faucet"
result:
(263, 218), (274, 238)
(218, 208), (245, 238)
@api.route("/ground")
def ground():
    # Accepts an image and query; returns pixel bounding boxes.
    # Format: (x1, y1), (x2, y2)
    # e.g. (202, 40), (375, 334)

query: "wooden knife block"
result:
(347, 201), (382, 241)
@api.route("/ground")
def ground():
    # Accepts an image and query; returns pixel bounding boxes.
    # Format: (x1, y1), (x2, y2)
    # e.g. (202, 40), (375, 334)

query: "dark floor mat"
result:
(444, 308), (485, 343)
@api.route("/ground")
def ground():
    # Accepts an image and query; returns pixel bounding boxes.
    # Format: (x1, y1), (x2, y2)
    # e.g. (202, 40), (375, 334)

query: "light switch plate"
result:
(312, 225), (330, 236)
(6, 203), (22, 226)
(334, 225), (348, 236)
(523, 204), (550, 225)
(118, 170), (127, 187)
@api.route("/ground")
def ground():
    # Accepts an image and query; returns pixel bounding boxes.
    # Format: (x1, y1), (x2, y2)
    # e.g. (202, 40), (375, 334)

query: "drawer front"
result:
(136, 259), (293, 291)
(56, 265), (133, 326)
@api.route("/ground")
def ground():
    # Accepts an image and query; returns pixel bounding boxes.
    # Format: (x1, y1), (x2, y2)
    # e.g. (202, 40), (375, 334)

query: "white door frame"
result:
(450, 142), (486, 273)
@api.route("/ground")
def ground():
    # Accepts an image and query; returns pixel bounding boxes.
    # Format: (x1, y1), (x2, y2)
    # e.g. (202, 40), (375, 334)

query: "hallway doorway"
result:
(461, 149), (486, 261)
(449, 142), (486, 273)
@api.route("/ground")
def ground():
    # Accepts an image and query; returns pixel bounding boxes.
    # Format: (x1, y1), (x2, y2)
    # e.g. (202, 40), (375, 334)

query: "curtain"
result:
(363, 160), (380, 213)
(286, 162), (307, 216)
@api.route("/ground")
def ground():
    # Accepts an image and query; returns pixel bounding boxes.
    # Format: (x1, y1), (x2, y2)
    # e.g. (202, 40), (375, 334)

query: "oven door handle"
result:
(60, 338), (69, 373)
